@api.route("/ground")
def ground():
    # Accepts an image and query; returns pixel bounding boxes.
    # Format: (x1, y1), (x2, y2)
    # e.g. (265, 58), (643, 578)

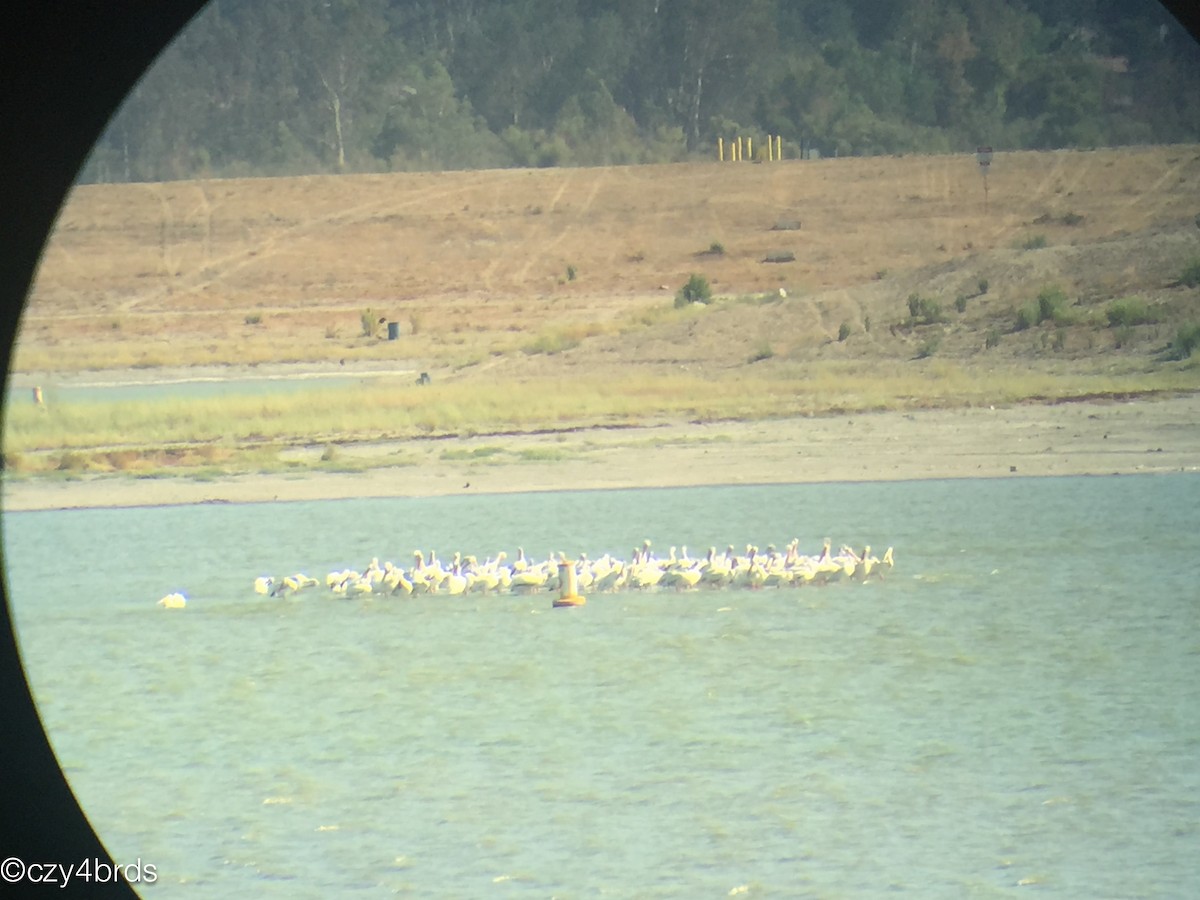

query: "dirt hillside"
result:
(17, 145), (1200, 377)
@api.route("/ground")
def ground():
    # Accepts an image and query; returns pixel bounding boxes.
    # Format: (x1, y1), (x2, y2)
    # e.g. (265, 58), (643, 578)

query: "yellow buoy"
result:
(552, 560), (586, 608)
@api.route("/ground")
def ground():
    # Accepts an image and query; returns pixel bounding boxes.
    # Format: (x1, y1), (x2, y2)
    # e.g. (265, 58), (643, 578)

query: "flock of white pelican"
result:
(238, 538), (895, 603)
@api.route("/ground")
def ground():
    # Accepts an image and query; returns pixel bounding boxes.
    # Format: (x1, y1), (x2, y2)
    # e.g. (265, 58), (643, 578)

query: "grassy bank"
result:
(5, 362), (1197, 477)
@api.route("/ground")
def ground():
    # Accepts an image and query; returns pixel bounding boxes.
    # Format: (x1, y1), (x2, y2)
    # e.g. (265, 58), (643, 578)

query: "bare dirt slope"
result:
(17, 145), (1200, 377)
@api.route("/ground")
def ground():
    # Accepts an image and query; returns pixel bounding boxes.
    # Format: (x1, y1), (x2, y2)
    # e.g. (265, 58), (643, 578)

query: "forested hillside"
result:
(81, 0), (1200, 183)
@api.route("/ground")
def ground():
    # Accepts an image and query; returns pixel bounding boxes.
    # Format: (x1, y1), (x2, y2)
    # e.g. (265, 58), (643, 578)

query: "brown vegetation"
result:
(16, 146), (1200, 380)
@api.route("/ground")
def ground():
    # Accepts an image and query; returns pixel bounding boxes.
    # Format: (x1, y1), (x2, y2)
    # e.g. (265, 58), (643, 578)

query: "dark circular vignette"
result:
(1, 3), (206, 895)
(0, 2), (1197, 896)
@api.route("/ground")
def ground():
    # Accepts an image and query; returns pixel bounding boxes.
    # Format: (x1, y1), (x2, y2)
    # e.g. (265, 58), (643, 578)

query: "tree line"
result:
(80, 0), (1200, 183)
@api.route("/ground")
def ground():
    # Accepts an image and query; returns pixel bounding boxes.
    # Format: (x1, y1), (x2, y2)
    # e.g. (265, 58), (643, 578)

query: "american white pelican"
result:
(282, 573), (319, 594)
(349, 577), (375, 595)
(856, 546), (878, 580)
(248, 534), (895, 600)
(593, 561), (626, 592)
(441, 563), (469, 596)
(384, 566), (414, 596)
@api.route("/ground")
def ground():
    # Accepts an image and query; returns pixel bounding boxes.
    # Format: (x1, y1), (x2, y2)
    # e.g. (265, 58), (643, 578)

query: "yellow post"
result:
(747, 136), (753, 160)
(767, 135), (774, 162)
(553, 560), (586, 607)
(737, 136), (743, 162)
(775, 135), (782, 160)
(718, 137), (724, 161)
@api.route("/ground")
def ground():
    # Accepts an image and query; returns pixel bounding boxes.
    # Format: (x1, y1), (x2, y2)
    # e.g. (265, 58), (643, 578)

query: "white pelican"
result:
(593, 561), (626, 592)
(441, 562), (469, 596)
(282, 573), (319, 594)
(384, 566), (414, 596)
(856, 546), (878, 580)
(349, 577), (375, 595)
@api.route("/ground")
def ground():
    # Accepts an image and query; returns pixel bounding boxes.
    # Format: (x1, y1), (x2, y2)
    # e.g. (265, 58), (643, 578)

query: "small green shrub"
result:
(566, 265), (577, 281)
(763, 250), (795, 263)
(916, 335), (941, 359)
(518, 447), (573, 462)
(1171, 322), (1200, 359)
(954, 295), (968, 313)
(907, 293), (945, 325)
(1179, 258), (1200, 288)
(1020, 234), (1048, 250)
(1014, 302), (1039, 331)
(977, 278), (989, 295)
(748, 343), (775, 363)
(523, 330), (580, 355)
(361, 308), (381, 337)
(838, 322), (851, 342)
(441, 445), (506, 460)
(1061, 212), (1085, 226)
(1041, 286), (1070, 326)
(1105, 298), (1158, 327)
(245, 313), (262, 326)
(675, 273), (713, 307)
(707, 242), (725, 256)
(985, 328), (1001, 349)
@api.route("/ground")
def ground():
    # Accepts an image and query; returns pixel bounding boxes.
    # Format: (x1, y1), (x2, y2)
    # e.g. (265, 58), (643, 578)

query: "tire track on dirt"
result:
(120, 178), (494, 311)
(192, 182), (212, 267)
(924, 156), (955, 251)
(478, 170), (577, 292)
(796, 291), (835, 342)
(1118, 153), (1194, 219)
(151, 184), (176, 280)
(977, 151), (1090, 248)
(511, 168), (609, 286)
(546, 169), (573, 213)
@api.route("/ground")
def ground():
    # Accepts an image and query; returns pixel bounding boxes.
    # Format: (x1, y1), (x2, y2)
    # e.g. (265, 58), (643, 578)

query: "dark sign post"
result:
(976, 146), (993, 213)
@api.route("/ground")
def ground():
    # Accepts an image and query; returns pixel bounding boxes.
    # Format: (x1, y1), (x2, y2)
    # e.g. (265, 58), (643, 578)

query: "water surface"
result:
(4, 476), (1198, 897)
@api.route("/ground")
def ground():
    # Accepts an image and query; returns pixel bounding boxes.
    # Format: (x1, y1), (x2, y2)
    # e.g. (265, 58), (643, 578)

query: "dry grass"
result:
(16, 146), (1200, 373)
(8, 147), (1200, 475)
(6, 362), (1195, 460)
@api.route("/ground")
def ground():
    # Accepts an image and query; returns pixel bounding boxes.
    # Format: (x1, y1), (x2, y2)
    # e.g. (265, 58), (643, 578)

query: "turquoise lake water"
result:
(5, 373), (377, 407)
(3, 475), (1199, 897)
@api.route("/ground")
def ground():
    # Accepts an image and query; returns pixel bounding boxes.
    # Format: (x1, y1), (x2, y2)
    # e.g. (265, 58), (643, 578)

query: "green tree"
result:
(373, 58), (506, 170)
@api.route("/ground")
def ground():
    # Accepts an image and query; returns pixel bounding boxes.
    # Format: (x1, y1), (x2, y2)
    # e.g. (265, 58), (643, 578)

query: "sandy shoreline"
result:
(4, 394), (1199, 512)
